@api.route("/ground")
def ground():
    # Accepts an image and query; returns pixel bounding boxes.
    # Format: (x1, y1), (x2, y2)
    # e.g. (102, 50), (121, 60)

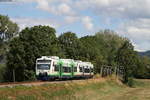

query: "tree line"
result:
(0, 14), (150, 83)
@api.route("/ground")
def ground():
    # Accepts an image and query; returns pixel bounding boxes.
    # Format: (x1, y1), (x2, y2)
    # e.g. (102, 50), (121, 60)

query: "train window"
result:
(63, 67), (71, 73)
(54, 65), (59, 71)
(79, 67), (83, 72)
(68, 67), (71, 72)
(74, 67), (77, 72)
(63, 67), (67, 72)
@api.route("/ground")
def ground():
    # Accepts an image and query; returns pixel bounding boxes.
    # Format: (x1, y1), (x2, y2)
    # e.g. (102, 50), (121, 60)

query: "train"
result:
(36, 56), (94, 80)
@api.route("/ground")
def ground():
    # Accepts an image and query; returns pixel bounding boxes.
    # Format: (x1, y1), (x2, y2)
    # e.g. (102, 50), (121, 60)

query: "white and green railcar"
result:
(74, 61), (94, 78)
(36, 56), (60, 80)
(36, 56), (94, 80)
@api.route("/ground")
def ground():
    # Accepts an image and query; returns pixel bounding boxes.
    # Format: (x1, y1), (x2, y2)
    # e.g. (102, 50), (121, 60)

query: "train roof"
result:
(36, 56), (93, 67)
(60, 59), (77, 64)
(74, 60), (82, 63)
(37, 56), (59, 60)
(78, 61), (94, 67)
(60, 59), (74, 61)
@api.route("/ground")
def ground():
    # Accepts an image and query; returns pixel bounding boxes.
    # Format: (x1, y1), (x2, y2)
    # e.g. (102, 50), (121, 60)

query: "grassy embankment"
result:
(0, 76), (150, 100)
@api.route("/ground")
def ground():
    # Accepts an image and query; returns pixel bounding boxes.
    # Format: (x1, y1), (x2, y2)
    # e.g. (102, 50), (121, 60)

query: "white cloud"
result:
(82, 16), (94, 31)
(75, 0), (150, 19)
(36, 0), (75, 16)
(36, 0), (50, 12)
(118, 18), (150, 51)
(74, 0), (150, 51)
(57, 3), (74, 15)
(14, 0), (150, 20)
(11, 17), (61, 30)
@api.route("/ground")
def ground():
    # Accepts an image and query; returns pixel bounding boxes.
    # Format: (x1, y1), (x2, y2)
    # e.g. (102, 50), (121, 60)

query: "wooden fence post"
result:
(100, 66), (103, 77)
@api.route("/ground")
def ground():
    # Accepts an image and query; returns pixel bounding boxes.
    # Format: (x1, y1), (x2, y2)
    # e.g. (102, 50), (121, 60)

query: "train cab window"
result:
(74, 67), (77, 72)
(84, 68), (90, 73)
(91, 68), (94, 72)
(37, 64), (50, 70)
(79, 66), (83, 72)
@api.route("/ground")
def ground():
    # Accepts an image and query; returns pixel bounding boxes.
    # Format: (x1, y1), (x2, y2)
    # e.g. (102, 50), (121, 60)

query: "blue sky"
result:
(0, 0), (150, 51)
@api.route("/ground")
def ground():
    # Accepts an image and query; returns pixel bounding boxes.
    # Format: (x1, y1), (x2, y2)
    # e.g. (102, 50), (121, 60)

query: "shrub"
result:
(127, 77), (135, 87)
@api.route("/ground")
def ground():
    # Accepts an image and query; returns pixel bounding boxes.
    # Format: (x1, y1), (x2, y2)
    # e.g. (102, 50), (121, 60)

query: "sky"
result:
(0, 0), (150, 51)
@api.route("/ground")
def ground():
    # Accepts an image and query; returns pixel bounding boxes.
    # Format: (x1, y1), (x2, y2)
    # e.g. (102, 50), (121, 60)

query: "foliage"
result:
(80, 30), (127, 73)
(58, 32), (82, 59)
(0, 64), (6, 82)
(135, 56), (150, 79)
(24, 70), (36, 81)
(116, 41), (140, 82)
(127, 77), (135, 87)
(6, 25), (61, 81)
(0, 15), (19, 81)
(0, 14), (19, 64)
(0, 15), (19, 43)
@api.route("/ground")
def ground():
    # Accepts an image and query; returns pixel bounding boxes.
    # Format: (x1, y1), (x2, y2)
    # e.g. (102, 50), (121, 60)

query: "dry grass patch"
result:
(0, 77), (125, 100)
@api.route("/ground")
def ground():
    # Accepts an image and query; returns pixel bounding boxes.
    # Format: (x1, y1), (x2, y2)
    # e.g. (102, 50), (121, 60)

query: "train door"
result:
(71, 65), (74, 77)
(59, 64), (62, 78)
(58, 60), (63, 78)
(70, 62), (75, 77)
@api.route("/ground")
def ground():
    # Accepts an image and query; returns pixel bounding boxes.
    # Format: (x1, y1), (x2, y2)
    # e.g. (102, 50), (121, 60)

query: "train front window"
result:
(37, 64), (50, 70)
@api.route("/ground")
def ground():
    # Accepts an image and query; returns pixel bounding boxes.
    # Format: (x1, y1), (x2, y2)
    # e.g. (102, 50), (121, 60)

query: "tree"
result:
(116, 40), (139, 83)
(135, 56), (150, 78)
(0, 15), (19, 43)
(58, 32), (82, 59)
(6, 25), (60, 81)
(5, 37), (25, 81)
(80, 30), (127, 73)
(0, 15), (19, 63)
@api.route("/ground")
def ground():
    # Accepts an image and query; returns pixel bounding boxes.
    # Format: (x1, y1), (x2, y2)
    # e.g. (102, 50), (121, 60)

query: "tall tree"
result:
(0, 15), (19, 63)
(5, 37), (25, 81)
(116, 41), (139, 82)
(6, 25), (60, 81)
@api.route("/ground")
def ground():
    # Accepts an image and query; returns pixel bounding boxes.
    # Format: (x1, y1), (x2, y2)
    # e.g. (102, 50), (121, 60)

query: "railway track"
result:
(0, 79), (89, 88)
(0, 81), (64, 88)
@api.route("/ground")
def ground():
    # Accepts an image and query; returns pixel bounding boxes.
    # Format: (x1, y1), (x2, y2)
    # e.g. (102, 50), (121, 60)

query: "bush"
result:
(24, 70), (36, 81)
(127, 77), (135, 87)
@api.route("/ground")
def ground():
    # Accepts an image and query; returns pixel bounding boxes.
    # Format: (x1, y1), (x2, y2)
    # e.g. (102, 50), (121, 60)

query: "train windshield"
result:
(37, 64), (50, 70)
(36, 59), (51, 70)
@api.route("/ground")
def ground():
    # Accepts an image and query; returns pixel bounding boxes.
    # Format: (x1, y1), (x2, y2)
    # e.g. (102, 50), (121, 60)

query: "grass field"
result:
(0, 77), (150, 100)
